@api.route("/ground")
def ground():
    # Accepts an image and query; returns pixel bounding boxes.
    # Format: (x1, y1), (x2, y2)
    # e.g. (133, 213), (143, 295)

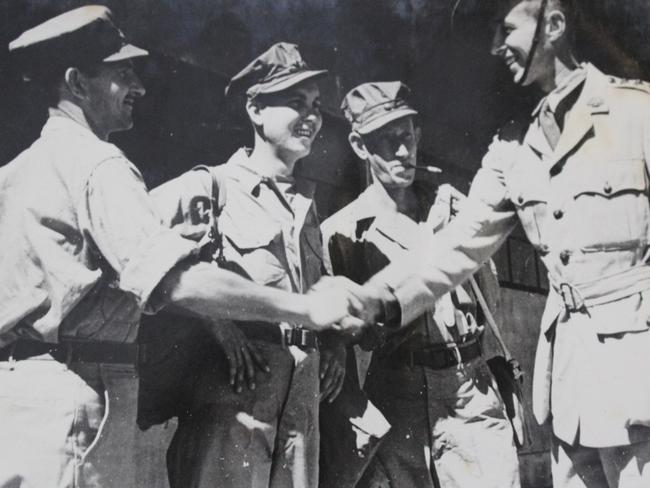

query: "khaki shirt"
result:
(374, 64), (650, 447)
(0, 108), (198, 347)
(217, 149), (324, 296)
(322, 180), (494, 353)
(153, 148), (324, 329)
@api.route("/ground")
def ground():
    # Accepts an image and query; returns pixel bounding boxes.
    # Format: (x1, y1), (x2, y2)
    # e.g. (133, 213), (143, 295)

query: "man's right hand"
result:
(209, 320), (269, 393)
(303, 276), (370, 332)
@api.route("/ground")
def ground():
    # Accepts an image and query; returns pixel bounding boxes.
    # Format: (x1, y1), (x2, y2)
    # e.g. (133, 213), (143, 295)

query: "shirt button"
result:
(560, 250), (571, 265)
(553, 209), (564, 219)
(517, 195), (524, 204)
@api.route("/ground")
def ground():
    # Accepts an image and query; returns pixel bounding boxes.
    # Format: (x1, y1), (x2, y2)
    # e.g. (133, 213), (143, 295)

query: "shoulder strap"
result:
(608, 76), (650, 95)
(191, 164), (226, 216)
(468, 276), (511, 359)
(191, 164), (226, 264)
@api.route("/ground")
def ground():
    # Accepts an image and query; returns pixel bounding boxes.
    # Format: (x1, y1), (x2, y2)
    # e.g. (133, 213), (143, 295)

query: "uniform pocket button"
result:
(603, 183), (612, 195)
(560, 250), (571, 265)
(553, 209), (564, 219)
(517, 195), (524, 204)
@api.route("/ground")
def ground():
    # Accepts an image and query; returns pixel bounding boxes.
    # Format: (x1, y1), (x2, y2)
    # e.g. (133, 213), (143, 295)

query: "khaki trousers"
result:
(0, 356), (139, 488)
(360, 356), (521, 488)
(167, 341), (320, 488)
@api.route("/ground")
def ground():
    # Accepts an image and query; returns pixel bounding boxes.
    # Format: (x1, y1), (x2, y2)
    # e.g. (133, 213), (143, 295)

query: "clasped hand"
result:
(303, 276), (384, 333)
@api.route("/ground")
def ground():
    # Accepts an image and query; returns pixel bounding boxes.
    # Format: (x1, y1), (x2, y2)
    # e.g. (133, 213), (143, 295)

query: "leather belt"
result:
(0, 339), (143, 365)
(236, 322), (319, 350)
(382, 340), (482, 370)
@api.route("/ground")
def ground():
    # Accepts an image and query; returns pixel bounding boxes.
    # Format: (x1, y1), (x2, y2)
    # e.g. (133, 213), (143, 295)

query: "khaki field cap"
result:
(342, 81), (418, 134)
(9, 5), (148, 80)
(225, 42), (327, 99)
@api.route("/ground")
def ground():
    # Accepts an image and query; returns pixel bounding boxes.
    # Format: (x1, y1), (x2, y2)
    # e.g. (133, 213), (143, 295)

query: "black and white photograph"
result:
(1, 1), (650, 487)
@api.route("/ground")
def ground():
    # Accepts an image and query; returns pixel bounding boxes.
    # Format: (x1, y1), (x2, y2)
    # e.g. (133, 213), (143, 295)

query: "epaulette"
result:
(607, 75), (650, 94)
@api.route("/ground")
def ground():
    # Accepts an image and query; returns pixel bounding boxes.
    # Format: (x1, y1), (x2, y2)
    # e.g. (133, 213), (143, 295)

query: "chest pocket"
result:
(220, 212), (289, 288)
(566, 159), (649, 251)
(507, 173), (548, 247)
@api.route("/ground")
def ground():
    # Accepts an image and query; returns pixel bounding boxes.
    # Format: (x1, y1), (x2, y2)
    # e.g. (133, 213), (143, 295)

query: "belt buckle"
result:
(559, 283), (582, 313)
(450, 345), (463, 368)
(284, 328), (318, 349)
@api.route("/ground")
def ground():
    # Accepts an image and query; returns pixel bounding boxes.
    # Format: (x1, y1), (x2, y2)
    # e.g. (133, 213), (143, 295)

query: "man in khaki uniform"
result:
(153, 43), (347, 488)
(357, 1), (650, 487)
(320, 81), (520, 488)
(0, 10), (360, 488)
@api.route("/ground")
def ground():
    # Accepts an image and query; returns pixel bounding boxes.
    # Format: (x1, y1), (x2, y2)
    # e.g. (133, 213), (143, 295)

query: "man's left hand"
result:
(319, 343), (346, 403)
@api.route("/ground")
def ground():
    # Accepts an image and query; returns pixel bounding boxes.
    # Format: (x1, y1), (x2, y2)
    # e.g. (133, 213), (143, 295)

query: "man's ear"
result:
(63, 67), (88, 100)
(348, 131), (370, 161)
(415, 125), (422, 146)
(545, 9), (566, 43)
(246, 98), (264, 127)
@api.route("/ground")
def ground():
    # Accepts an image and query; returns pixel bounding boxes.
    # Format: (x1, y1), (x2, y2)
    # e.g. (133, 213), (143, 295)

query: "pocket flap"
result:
(220, 210), (279, 251)
(571, 160), (648, 198)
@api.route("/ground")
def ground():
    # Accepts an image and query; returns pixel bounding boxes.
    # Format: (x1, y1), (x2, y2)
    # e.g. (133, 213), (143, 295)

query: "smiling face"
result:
(249, 80), (323, 161)
(491, 1), (555, 87)
(358, 116), (420, 189)
(83, 59), (146, 138)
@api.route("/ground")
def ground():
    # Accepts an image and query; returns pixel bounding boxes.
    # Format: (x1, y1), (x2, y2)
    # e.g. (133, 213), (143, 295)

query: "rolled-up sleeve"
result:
(369, 137), (520, 326)
(78, 157), (200, 310)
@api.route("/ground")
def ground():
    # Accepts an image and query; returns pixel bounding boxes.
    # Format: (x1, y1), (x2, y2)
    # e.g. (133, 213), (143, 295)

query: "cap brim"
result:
(255, 69), (328, 95)
(357, 107), (418, 134)
(103, 43), (148, 62)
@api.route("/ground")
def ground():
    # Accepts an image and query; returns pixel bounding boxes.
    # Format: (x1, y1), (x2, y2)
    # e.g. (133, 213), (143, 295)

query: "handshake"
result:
(209, 275), (398, 393)
(300, 276), (397, 333)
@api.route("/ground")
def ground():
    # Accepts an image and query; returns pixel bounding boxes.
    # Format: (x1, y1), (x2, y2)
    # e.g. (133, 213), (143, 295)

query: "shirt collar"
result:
(354, 179), (437, 221)
(42, 101), (100, 140)
(226, 148), (303, 196)
(363, 181), (399, 215)
(532, 64), (588, 117)
(225, 148), (268, 194)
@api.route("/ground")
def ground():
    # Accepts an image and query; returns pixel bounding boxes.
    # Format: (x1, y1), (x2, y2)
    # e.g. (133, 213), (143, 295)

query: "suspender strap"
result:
(468, 276), (512, 360)
(192, 165), (226, 264)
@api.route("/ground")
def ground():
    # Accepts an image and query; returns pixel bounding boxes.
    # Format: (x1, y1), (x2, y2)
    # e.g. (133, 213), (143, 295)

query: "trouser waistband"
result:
(0, 339), (143, 365)
(382, 339), (482, 370)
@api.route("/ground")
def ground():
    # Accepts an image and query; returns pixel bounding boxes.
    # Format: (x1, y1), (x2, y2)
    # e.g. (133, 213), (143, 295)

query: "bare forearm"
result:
(157, 261), (311, 325)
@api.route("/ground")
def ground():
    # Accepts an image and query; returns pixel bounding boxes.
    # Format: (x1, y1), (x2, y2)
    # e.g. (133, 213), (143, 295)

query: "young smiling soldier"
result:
(153, 43), (350, 488)
(320, 81), (520, 488)
(356, 1), (650, 487)
(0, 10), (361, 488)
